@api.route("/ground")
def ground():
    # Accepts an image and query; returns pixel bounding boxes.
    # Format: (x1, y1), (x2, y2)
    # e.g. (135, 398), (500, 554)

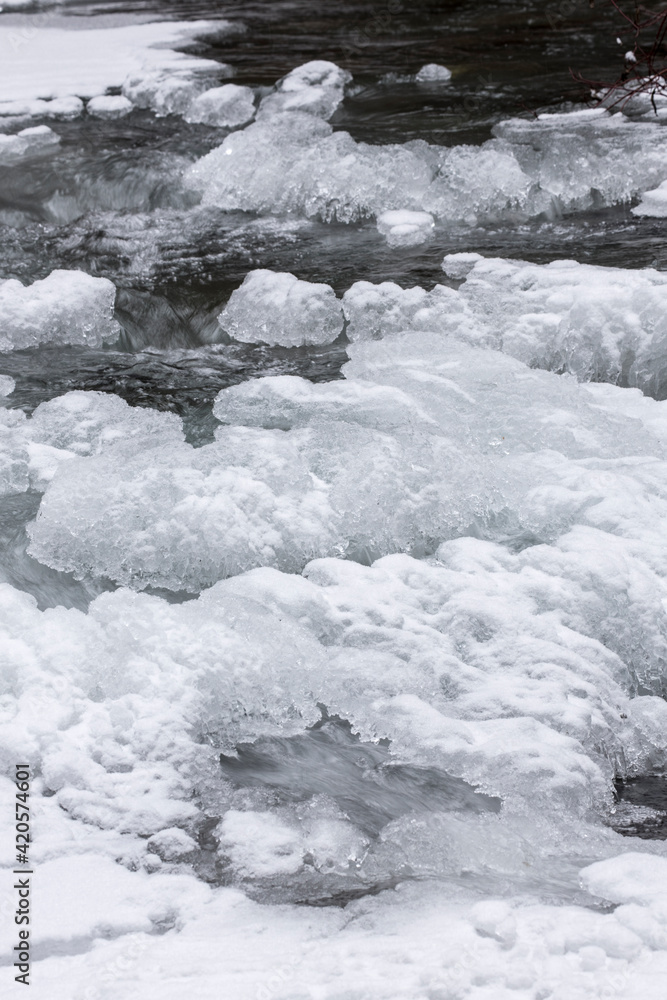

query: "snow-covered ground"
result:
(3, 4), (667, 999)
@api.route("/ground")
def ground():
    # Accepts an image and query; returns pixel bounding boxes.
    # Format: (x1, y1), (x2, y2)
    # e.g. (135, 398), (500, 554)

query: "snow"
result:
(632, 178), (667, 217)
(217, 268), (344, 346)
(0, 270), (120, 351)
(0, 19), (234, 116)
(86, 95), (133, 119)
(416, 63), (452, 83)
(184, 83), (255, 127)
(377, 208), (434, 246)
(258, 59), (351, 120)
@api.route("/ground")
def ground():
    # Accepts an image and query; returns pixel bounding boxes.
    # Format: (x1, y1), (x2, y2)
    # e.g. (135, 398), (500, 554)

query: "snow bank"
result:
(218, 269), (344, 346)
(0, 20), (232, 107)
(0, 270), (120, 351)
(185, 106), (667, 223)
(258, 60), (351, 120)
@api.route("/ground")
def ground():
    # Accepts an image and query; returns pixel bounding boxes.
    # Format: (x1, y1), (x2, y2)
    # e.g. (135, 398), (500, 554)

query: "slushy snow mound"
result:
(185, 106), (667, 223)
(0, 270), (120, 351)
(86, 95), (133, 120)
(258, 60), (351, 120)
(218, 268), (344, 346)
(184, 83), (255, 127)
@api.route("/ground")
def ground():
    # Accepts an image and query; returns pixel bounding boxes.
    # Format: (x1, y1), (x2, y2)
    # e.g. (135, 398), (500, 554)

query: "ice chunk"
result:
(185, 112), (434, 222)
(416, 63), (452, 83)
(258, 60), (351, 120)
(581, 854), (667, 906)
(342, 279), (473, 342)
(43, 95), (84, 119)
(0, 374), (14, 396)
(376, 209), (434, 246)
(0, 270), (120, 351)
(122, 66), (229, 118)
(218, 269), (344, 346)
(185, 83), (255, 127)
(632, 179), (667, 217)
(86, 95), (133, 119)
(0, 124), (60, 165)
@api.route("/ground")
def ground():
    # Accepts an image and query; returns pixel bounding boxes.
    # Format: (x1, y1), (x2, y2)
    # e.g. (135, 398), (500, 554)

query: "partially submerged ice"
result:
(218, 268), (344, 346)
(0, 270), (120, 351)
(184, 83), (256, 128)
(376, 209), (434, 246)
(258, 60), (352, 120)
(185, 106), (667, 223)
(0, 125), (60, 166)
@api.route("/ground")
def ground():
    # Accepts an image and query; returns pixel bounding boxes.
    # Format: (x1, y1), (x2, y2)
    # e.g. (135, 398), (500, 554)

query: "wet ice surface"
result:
(5, 1), (667, 998)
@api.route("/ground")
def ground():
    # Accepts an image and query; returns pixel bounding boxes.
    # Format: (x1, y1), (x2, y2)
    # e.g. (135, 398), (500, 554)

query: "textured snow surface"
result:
(185, 107), (667, 223)
(0, 20), (231, 107)
(0, 269), (120, 351)
(218, 268), (344, 346)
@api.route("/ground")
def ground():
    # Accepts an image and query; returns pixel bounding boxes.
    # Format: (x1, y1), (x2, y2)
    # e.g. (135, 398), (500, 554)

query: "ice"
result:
(0, 270), (120, 351)
(0, 124), (60, 165)
(86, 95), (133, 120)
(184, 84), (256, 128)
(0, 19), (234, 117)
(416, 63), (452, 83)
(0, 374), (15, 396)
(185, 111), (434, 222)
(632, 179), (667, 217)
(186, 107), (667, 224)
(376, 209), (434, 246)
(218, 269), (344, 346)
(258, 60), (351, 120)
(340, 255), (667, 393)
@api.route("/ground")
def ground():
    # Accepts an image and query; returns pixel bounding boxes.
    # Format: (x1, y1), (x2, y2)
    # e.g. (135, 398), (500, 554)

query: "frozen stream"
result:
(4, 2), (667, 998)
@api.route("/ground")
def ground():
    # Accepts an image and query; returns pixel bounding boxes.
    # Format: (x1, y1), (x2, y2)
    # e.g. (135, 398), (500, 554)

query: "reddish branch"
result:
(574, 2), (667, 112)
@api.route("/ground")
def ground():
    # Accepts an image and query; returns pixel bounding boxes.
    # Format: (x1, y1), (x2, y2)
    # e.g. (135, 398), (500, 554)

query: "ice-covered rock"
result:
(218, 269), (344, 346)
(86, 94), (133, 119)
(0, 270), (120, 351)
(185, 83), (255, 127)
(0, 125), (60, 165)
(43, 95), (84, 119)
(342, 279), (472, 342)
(376, 209), (434, 246)
(258, 60), (351, 121)
(415, 63), (452, 83)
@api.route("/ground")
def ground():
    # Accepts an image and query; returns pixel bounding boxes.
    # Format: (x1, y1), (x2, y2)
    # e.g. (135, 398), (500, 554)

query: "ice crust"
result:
(185, 107), (667, 223)
(218, 269), (344, 346)
(0, 270), (120, 351)
(377, 209), (434, 246)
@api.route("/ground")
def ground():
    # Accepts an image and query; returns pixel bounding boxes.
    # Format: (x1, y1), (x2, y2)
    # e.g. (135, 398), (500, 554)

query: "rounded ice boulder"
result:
(218, 269), (344, 347)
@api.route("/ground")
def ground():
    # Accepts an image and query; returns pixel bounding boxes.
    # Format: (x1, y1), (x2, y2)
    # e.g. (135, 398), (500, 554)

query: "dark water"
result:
(612, 776), (667, 840)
